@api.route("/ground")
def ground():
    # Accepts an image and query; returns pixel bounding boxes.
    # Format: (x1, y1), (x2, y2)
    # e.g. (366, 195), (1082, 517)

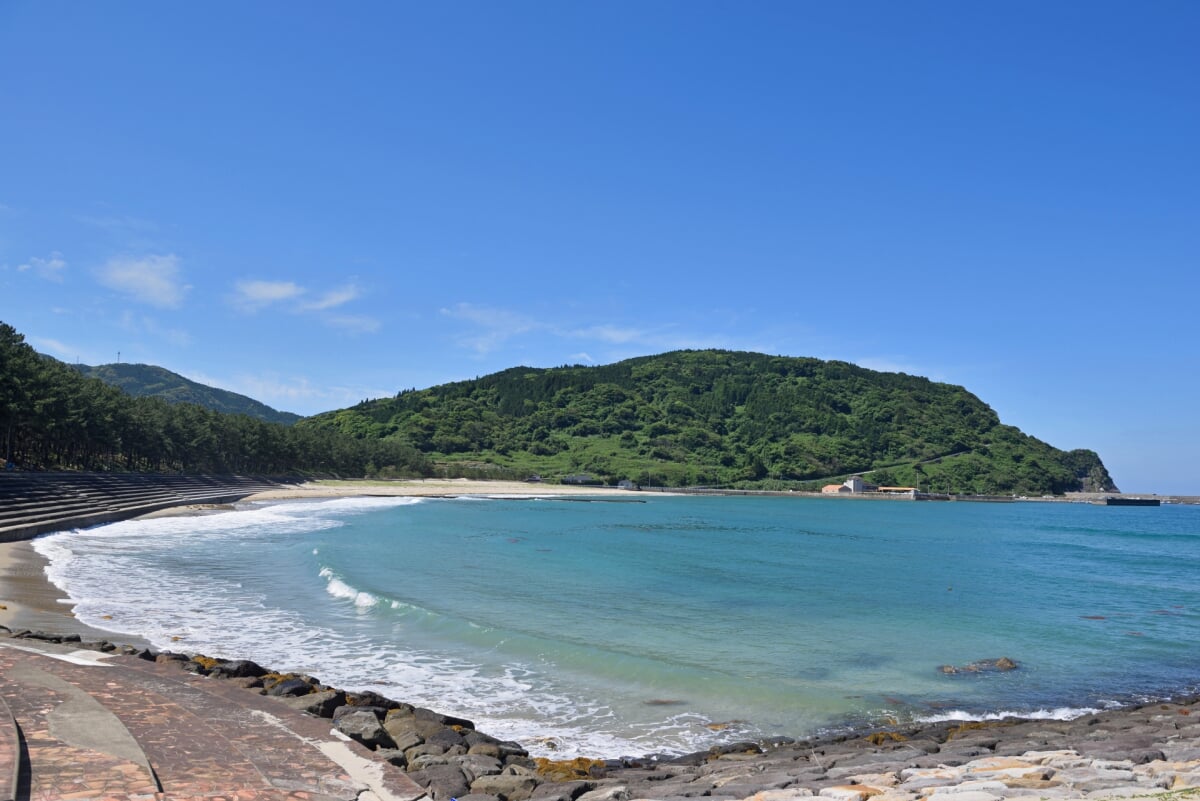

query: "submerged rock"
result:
(938, 657), (1019, 674)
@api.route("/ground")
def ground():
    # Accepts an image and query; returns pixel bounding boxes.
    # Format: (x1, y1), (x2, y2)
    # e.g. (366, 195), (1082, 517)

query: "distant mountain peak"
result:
(73, 362), (302, 425)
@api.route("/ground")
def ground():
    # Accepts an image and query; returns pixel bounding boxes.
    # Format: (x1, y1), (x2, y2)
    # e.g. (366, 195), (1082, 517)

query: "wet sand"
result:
(0, 539), (115, 638)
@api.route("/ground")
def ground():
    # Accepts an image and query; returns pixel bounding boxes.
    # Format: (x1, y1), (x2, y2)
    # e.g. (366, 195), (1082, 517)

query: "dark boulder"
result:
(208, 659), (267, 678)
(345, 690), (411, 712)
(409, 764), (471, 801)
(530, 780), (593, 801)
(426, 727), (467, 750)
(335, 704), (388, 722)
(415, 706), (476, 729)
(470, 772), (540, 801)
(266, 677), (314, 697)
(334, 708), (397, 750)
(276, 688), (346, 717)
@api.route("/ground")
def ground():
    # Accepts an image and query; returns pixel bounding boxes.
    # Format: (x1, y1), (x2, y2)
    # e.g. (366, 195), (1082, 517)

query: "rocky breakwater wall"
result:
(8, 628), (1200, 801)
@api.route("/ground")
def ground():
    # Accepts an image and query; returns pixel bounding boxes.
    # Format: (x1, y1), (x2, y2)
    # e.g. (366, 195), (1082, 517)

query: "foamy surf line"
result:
(26, 500), (735, 757)
(28, 494), (1167, 760)
(915, 705), (1107, 724)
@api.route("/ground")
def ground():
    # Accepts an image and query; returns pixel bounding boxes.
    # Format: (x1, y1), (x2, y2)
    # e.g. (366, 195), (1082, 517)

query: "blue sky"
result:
(1, 2), (1196, 494)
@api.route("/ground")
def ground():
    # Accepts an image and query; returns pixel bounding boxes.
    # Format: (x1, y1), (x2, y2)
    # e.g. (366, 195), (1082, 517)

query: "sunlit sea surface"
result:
(34, 495), (1200, 758)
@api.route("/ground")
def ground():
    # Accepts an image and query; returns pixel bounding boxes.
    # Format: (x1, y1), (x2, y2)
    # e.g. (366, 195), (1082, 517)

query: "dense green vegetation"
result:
(2, 317), (1115, 494)
(302, 350), (1117, 495)
(73, 363), (302, 425)
(0, 322), (429, 476)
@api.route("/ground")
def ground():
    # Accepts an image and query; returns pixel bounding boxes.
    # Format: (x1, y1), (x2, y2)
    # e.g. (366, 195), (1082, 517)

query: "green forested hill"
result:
(301, 350), (1117, 494)
(1, 322), (427, 476)
(73, 363), (302, 425)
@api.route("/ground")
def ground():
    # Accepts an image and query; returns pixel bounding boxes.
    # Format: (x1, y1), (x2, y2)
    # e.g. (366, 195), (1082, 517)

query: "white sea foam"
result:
(916, 706), (1103, 724)
(32, 494), (1190, 760)
(319, 567), (380, 609)
(28, 497), (718, 757)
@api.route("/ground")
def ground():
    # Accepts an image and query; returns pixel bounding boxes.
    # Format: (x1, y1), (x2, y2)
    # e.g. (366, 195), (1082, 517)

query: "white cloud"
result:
(566, 324), (646, 344)
(230, 277), (375, 333)
(233, 280), (306, 311)
(439, 303), (766, 359)
(300, 284), (359, 311)
(16, 251), (67, 282)
(440, 303), (541, 354)
(98, 254), (187, 308)
(563, 322), (739, 353)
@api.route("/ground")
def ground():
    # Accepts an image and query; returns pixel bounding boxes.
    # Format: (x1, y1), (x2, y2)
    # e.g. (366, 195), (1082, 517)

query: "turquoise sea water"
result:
(34, 495), (1200, 757)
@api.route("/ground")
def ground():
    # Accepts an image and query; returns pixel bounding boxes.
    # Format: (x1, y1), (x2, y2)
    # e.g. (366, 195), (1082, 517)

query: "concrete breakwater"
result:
(5, 628), (1200, 801)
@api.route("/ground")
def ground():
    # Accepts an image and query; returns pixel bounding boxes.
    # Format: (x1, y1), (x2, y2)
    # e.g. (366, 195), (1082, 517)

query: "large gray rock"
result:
(274, 688), (346, 718)
(384, 709), (459, 743)
(266, 677), (314, 697)
(455, 753), (504, 783)
(426, 726), (467, 750)
(333, 704), (387, 723)
(470, 772), (541, 801)
(575, 786), (629, 801)
(345, 690), (412, 712)
(469, 742), (504, 759)
(334, 708), (397, 750)
(409, 764), (471, 801)
(529, 780), (593, 801)
(414, 706), (476, 729)
(208, 658), (268, 678)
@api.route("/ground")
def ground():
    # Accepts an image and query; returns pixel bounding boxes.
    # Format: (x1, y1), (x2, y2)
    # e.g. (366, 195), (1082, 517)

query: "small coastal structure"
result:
(827, 476), (879, 494)
(822, 477), (917, 497)
(617, 479), (639, 490)
(1101, 496), (1161, 506)
(878, 485), (919, 498)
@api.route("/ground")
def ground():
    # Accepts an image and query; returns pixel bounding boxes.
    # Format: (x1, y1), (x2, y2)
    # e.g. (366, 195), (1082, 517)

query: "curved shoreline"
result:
(0, 478), (640, 637)
(5, 478), (1200, 797)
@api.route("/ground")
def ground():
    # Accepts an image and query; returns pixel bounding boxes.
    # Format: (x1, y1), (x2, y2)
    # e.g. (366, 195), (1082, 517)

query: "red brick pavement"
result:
(0, 641), (426, 801)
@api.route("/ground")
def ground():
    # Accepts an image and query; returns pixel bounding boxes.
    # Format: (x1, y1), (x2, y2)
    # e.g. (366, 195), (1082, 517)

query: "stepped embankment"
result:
(0, 471), (299, 543)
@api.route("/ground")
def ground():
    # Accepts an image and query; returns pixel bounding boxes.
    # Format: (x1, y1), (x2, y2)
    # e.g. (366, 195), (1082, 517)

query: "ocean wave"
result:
(915, 706), (1103, 724)
(319, 567), (381, 609)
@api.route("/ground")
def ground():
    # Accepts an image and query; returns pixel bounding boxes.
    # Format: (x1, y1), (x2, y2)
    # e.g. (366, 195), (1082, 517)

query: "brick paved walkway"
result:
(0, 640), (426, 801)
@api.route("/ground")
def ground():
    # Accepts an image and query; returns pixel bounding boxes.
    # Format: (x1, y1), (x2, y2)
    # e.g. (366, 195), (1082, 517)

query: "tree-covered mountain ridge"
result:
(72, 362), (302, 425)
(301, 350), (1117, 495)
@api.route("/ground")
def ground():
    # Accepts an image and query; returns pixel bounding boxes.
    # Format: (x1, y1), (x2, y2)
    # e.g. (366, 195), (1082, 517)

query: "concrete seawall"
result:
(0, 472), (299, 543)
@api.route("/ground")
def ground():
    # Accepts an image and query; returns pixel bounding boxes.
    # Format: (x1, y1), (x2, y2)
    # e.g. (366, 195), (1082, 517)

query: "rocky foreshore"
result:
(5, 627), (1200, 801)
